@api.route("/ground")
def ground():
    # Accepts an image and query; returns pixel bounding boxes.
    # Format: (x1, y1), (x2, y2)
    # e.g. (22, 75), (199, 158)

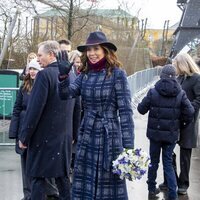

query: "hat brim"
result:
(77, 42), (117, 52)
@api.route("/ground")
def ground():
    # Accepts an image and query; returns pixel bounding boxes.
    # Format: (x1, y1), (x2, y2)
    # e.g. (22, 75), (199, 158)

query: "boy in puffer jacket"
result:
(137, 64), (194, 200)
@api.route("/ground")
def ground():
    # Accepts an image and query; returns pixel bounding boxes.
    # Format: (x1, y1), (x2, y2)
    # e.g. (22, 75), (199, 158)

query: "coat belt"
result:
(78, 110), (118, 171)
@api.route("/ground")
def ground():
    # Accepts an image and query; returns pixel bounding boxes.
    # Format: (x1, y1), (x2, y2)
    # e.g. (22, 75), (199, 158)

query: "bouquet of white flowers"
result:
(112, 148), (150, 181)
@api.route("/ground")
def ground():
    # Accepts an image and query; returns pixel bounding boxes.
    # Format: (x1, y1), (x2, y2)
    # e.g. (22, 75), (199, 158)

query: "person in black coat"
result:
(18, 40), (80, 200)
(9, 59), (55, 200)
(137, 64), (194, 200)
(9, 59), (41, 200)
(10, 59), (60, 200)
(172, 52), (200, 195)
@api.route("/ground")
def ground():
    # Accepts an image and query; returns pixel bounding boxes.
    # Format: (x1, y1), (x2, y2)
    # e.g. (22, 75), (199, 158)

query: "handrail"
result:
(128, 67), (160, 100)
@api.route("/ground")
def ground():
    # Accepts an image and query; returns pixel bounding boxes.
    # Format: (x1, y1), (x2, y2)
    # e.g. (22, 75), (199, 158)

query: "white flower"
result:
(112, 148), (150, 181)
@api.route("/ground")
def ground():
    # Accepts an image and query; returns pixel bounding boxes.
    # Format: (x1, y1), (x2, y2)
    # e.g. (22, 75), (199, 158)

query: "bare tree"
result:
(0, 0), (100, 68)
(0, 0), (143, 72)
(0, 9), (20, 68)
(13, 0), (99, 40)
(0, 1), (23, 68)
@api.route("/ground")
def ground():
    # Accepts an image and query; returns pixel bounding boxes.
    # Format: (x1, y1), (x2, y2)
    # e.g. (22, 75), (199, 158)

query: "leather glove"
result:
(56, 50), (74, 76)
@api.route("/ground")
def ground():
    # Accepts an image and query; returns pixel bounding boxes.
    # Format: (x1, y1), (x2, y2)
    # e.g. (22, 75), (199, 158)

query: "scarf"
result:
(88, 57), (106, 72)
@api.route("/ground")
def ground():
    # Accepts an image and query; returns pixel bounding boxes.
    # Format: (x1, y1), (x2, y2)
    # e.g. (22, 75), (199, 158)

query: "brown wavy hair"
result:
(22, 74), (34, 93)
(79, 45), (122, 76)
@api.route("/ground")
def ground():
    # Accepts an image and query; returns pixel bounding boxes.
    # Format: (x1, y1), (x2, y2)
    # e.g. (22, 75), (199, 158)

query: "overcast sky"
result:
(97, 0), (182, 29)
(0, 0), (183, 33)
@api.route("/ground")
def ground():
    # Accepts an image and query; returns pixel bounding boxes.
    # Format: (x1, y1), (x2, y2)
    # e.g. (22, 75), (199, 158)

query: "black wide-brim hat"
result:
(77, 31), (117, 52)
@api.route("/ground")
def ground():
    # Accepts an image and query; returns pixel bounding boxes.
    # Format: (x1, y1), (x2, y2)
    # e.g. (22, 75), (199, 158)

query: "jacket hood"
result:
(155, 78), (181, 97)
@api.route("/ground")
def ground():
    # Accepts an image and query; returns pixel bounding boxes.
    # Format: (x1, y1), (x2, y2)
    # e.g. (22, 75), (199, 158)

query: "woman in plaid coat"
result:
(58, 31), (134, 200)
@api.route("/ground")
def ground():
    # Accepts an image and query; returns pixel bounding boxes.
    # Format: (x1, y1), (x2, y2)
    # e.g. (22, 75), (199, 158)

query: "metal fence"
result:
(0, 67), (161, 145)
(128, 67), (161, 109)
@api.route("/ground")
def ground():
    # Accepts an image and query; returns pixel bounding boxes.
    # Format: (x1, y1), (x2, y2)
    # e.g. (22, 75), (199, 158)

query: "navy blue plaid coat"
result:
(59, 67), (134, 200)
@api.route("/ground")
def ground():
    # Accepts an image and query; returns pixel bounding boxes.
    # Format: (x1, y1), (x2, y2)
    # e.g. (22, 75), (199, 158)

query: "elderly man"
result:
(19, 40), (80, 200)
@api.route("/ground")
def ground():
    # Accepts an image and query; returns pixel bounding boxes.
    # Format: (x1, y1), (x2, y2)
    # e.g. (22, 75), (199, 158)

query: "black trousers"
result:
(31, 176), (71, 200)
(45, 178), (59, 197)
(21, 152), (59, 200)
(21, 153), (31, 200)
(178, 147), (192, 189)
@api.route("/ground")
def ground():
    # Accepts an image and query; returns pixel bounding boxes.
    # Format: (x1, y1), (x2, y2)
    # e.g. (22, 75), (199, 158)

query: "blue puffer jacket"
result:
(137, 78), (194, 143)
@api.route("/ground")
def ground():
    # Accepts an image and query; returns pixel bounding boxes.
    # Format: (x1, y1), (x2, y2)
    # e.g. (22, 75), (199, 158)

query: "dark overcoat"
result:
(137, 78), (194, 144)
(9, 86), (30, 154)
(59, 67), (134, 200)
(19, 62), (80, 178)
(177, 74), (200, 148)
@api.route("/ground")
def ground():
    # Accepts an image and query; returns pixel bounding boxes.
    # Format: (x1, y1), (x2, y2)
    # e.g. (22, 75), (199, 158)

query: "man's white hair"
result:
(38, 40), (60, 56)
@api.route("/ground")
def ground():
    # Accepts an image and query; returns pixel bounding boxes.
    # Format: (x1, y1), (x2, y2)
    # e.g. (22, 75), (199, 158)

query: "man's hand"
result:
(19, 140), (27, 149)
(56, 50), (74, 76)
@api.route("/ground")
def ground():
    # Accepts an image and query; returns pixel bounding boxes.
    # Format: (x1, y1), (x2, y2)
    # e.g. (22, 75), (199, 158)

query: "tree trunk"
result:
(68, 0), (73, 40)
(0, 10), (19, 68)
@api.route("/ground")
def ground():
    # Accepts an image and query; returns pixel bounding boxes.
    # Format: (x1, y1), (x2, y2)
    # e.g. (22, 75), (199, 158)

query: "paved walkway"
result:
(0, 110), (200, 200)
(127, 111), (200, 200)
